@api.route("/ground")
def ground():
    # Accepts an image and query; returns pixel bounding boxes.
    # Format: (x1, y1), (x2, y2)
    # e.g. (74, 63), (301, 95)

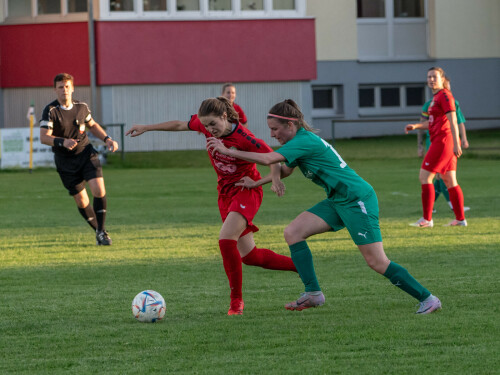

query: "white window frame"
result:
(356, 0), (429, 61)
(311, 85), (343, 118)
(3, 0), (88, 23)
(358, 83), (429, 117)
(99, 0), (306, 20)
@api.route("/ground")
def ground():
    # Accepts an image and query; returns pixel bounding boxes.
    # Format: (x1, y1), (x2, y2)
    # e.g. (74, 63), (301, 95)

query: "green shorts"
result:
(307, 192), (383, 245)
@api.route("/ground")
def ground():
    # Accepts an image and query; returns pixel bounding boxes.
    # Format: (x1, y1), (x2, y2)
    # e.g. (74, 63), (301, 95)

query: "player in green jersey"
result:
(207, 99), (442, 315)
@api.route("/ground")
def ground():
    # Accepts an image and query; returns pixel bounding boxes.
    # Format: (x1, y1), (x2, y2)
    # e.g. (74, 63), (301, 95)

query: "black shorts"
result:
(54, 145), (103, 195)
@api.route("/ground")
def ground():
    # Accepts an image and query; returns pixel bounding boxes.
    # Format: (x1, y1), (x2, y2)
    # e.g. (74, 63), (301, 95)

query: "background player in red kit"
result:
(221, 83), (248, 127)
(405, 67), (467, 227)
(126, 97), (296, 315)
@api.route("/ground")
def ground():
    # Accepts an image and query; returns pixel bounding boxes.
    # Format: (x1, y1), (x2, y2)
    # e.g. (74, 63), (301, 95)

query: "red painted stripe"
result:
(96, 19), (316, 85)
(0, 22), (90, 87)
(0, 19), (316, 88)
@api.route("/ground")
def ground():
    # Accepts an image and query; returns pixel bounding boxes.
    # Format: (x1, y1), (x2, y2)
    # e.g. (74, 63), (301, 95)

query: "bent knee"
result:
(365, 258), (389, 274)
(283, 225), (303, 245)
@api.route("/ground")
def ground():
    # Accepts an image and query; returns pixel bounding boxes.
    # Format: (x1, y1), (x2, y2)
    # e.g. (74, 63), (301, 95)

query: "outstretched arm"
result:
(206, 137), (286, 166)
(405, 120), (429, 134)
(126, 120), (189, 137)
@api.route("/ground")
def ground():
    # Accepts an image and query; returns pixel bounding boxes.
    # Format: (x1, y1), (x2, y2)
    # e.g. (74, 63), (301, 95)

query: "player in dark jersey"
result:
(126, 97), (297, 316)
(221, 83), (248, 127)
(40, 73), (119, 245)
(406, 67), (467, 227)
(208, 99), (441, 315)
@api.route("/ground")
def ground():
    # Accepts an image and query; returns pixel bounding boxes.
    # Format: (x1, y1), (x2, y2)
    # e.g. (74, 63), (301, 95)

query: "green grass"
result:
(0, 130), (499, 374)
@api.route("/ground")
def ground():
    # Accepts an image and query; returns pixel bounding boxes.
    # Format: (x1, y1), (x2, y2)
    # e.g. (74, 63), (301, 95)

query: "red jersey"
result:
(428, 89), (456, 142)
(187, 115), (272, 195)
(233, 103), (247, 125)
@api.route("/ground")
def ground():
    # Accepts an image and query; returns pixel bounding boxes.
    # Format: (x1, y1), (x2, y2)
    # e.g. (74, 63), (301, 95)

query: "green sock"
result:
(289, 241), (321, 292)
(383, 261), (431, 302)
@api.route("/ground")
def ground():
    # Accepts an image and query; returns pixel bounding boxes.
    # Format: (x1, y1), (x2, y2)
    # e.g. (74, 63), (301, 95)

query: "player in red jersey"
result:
(405, 67), (467, 227)
(221, 83), (248, 127)
(126, 97), (296, 315)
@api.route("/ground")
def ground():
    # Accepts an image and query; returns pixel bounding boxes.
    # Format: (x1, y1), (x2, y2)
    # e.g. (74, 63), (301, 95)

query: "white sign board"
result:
(0, 127), (55, 169)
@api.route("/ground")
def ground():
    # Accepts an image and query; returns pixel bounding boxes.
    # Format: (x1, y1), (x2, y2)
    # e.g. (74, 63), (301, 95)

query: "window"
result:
(111, 0), (134, 11)
(68, 0), (87, 12)
(312, 86), (343, 117)
(313, 88), (333, 109)
(273, 0), (295, 10)
(394, 0), (424, 17)
(380, 87), (400, 107)
(359, 88), (375, 108)
(7, 0), (31, 17)
(242, 0), (264, 10)
(406, 86), (425, 106)
(358, 84), (427, 115)
(357, 0), (385, 18)
(38, 0), (61, 14)
(7, 0), (88, 18)
(100, 0), (305, 19)
(144, 0), (167, 11)
(209, 0), (231, 11)
(356, 0), (428, 61)
(177, 0), (200, 11)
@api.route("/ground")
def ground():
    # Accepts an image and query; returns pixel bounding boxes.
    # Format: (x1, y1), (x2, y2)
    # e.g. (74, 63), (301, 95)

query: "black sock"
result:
(78, 205), (97, 230)
(93, 196), (107, 232)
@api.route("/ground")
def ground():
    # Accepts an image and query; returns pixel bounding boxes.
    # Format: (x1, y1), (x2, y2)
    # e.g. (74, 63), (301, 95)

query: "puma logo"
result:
(358, 232), (367, 239)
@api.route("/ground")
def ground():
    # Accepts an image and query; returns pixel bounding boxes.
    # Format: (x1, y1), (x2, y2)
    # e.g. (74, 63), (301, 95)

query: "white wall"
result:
(430, 0), (500, 58)
(306, 0), (357, 61)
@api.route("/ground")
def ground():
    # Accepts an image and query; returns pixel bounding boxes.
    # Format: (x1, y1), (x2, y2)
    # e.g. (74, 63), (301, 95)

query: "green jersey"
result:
(276, 128), (373, 203)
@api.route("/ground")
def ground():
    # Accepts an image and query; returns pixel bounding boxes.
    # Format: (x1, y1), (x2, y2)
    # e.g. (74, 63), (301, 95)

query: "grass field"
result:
(0, 130), (499, 374)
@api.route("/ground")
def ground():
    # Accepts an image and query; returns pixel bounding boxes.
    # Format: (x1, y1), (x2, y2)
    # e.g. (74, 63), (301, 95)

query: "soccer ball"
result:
(131, 290), (166, 323)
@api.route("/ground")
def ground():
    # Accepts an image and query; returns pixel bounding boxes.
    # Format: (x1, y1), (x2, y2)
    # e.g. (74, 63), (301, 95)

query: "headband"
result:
(267, 113), (298, 121)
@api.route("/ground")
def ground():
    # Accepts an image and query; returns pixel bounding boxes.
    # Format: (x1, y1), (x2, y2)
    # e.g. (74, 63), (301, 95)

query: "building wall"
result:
(311, 58), (500, 140)
(307, 0), (500, 140)
(306, 0), (357, 61)
(95, 19), (316, 85)
(102, 81), (311, 152)
(431, 0), (500, 59)
(0, 18), (316, 137)
(0, 22), (90, 88)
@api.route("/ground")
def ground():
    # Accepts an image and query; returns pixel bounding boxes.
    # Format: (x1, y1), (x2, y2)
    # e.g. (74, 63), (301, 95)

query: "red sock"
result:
(421, 183), (435, 221)
(242, 247), (297, 272)
(219, 239), (242, 301)
(448, 185), (465, 221)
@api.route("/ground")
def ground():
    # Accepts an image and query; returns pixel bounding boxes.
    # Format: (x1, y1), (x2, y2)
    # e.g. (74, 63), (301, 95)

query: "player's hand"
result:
(461, 139), (469, 149)
(271, 180), (286, 197)
(126, 125), (146, 137)
(235, 176), (256, 190)
(405, 124), (418, 134)
(106, 138), (119, 152)
(64, 138), (79, 150)
(454, 144), (462, 158)
(206, 137), (228, 155)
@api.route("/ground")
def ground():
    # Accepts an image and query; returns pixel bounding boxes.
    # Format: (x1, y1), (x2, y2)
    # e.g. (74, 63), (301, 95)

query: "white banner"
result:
(0, 127), (55, 169)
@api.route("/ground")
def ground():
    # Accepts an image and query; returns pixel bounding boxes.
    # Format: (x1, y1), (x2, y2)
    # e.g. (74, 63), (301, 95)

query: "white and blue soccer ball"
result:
(131, 290), (166, 323)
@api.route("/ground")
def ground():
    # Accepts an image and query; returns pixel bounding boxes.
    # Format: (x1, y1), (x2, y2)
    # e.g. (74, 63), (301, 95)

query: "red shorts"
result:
(218, 186), (263, 237)
(422, 136), (456, 174)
